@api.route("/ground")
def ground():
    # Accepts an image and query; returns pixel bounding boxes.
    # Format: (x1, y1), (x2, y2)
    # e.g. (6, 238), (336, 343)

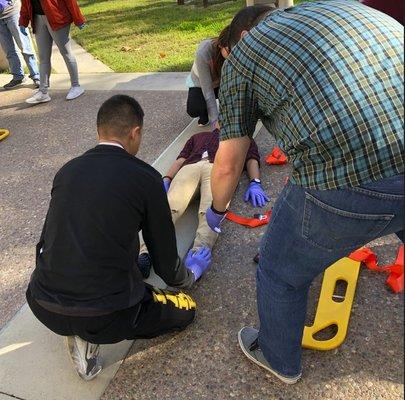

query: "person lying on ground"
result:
(26, 95), (197, 381)
(138, 129), (269, 280)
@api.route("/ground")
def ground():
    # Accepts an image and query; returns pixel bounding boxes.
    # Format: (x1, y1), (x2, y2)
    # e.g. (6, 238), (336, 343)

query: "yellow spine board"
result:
(0, 129), (10, 141)
(302, 257), (361, 351)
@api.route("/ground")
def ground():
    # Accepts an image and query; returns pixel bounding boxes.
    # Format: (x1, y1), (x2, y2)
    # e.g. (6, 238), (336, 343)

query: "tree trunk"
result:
(203, 0), (208, 7)
(177, 0), (184, 5)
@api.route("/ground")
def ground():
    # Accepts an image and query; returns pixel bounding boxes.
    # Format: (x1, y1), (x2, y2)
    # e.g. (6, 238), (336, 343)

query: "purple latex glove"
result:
(206, 205), (226, 233)
(163, 177), (171, 193)
(185, 247), (212, 281)
(244, 182), (270, 207)
(19, 26), (28, 36)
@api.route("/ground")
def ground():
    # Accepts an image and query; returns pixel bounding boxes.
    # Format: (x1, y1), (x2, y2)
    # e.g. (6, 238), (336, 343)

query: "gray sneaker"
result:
(66, 336), (102, 381)
(238, 327), (301, 384)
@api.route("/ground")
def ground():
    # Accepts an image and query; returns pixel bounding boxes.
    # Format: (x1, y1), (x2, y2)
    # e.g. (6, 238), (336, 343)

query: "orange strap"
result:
(265, 147), (288, 165)
(349, 244), (404, 293)
(226, 210), (272, 228)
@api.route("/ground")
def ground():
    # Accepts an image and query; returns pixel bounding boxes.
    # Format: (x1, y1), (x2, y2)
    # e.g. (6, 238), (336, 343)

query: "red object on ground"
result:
(226, 210), (272, 228)
(265, 147), (288, 165)
(349, 244), (404, 293)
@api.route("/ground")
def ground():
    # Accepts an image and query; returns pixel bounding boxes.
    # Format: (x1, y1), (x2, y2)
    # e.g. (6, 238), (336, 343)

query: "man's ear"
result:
(240, 30), (249, 40)
(130, 125), (142, 140)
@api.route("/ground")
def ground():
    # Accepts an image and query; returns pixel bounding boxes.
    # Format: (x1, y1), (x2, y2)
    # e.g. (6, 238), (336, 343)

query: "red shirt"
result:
(177, 130), (260, 169)
(20, 0), (86, 32)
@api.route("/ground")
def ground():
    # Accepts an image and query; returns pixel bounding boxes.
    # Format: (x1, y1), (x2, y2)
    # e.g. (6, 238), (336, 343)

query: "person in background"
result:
(207, 3), (403, 384)
(19, 0), (86, 104)
(138, 128), (268, 279)
(27, 95), (197, 381)
(0, 0), (39, 90)
(186, 25), (230, 131)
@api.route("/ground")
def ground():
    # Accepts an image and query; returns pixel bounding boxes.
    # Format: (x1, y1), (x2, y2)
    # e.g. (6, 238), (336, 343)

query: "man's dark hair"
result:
(228, 5), (276, 50)
(97, 95), (144, 137)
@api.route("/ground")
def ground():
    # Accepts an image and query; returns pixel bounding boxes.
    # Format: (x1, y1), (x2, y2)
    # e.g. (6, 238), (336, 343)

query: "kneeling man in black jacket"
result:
(27, 95), (197, 380)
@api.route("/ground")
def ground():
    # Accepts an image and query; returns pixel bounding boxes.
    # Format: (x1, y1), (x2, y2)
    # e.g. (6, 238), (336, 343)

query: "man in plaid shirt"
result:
(206, 2), (404, 383)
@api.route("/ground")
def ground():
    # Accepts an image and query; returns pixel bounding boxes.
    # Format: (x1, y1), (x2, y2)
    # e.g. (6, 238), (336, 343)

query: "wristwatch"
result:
(250, 178), (261, 184)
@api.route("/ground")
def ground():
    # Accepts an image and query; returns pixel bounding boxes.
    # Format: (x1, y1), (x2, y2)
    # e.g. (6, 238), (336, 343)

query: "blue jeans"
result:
(257, 174), (404, 377)
(0, 13), (39, 80)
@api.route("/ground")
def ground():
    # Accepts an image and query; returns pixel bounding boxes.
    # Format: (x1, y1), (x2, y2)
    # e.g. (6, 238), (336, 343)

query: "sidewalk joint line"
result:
(0, 391), (26, 400)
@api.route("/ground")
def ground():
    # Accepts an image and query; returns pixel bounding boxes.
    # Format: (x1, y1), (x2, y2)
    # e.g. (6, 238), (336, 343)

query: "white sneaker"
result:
(25, 90), (51, 104)
(66, 86), (85, 100)
(66, 336), (102, 381)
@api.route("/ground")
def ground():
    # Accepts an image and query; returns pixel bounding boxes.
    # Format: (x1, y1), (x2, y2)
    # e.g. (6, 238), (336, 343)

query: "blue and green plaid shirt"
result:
(219, 0), (404, 189)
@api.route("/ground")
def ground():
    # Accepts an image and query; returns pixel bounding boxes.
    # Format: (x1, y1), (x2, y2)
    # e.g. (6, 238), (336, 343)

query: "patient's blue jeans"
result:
(257, 174), (404, 377)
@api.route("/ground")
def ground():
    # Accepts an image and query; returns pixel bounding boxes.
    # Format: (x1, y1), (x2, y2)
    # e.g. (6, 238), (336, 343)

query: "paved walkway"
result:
(0, 72), (189, 92)
(0, 71), (403, 400)
(0, 36), (111, 74)
(50, 40), (112, 73)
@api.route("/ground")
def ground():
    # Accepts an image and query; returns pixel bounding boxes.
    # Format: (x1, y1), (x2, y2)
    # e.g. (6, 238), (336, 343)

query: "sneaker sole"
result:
(66, 90), (85, 100)
(237, 329), (301, 385)
(65, 337), (102, 381)
(78, 365), (103, 381)
(4, 86), (22, 90)
(25, 97), (51, 104)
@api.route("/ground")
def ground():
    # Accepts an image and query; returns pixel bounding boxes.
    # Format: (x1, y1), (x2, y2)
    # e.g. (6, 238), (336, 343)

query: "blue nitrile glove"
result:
(244, 181), (270, 207)
(184, 246), (212, 281)
(19, 26), (28, 36)
(163, 177), (171, 193)
(206, 205), (226, 233)
(77, 23), (86, 30)
(0, 0), (7, 13)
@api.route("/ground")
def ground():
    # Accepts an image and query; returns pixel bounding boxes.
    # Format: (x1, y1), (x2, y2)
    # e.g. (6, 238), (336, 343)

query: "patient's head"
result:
(97, 95), (144, 156)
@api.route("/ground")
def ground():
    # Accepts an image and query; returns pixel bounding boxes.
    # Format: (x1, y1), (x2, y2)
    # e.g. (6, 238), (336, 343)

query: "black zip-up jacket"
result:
(29, 145), (193, 316)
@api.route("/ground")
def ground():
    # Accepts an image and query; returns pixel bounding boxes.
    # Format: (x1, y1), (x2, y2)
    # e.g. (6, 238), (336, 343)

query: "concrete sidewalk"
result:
(0, 37), (111, 75)
(50, 39), (112, 74)
(0, 72), (188, 93)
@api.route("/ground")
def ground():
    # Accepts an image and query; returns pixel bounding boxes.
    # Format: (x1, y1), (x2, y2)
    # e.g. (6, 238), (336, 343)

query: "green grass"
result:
(72, 0), (245, 72)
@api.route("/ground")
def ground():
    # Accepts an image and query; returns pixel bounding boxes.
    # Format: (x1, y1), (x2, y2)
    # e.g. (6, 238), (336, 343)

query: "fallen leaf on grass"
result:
(159, 52), (166, 58)
(121, 46), (132, 52)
